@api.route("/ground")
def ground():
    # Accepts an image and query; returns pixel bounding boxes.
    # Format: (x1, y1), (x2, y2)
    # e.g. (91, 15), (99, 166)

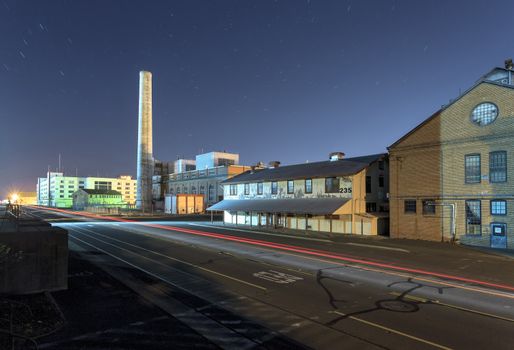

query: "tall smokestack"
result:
(136, 71), (154, 212)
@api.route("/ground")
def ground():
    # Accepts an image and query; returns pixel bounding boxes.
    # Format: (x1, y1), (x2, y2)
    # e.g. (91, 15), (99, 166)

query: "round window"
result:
(470, 102), (498, 126)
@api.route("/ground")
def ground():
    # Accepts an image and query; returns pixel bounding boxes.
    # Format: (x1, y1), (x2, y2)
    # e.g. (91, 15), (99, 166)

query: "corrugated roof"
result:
(207, 197), (350, 215)
(222, 153), (386, 184)
(79, 189), (122, 195)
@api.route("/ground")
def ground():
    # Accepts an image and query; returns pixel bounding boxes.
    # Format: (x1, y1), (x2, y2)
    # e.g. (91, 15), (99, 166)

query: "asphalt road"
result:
(27, 207), (514, 350)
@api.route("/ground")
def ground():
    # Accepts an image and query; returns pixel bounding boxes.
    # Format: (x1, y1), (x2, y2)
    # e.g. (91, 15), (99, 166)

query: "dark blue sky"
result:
(1, 0), (513, 197)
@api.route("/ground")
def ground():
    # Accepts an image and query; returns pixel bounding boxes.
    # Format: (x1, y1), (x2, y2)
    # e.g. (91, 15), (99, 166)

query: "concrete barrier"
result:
(0, 219), (68, 294)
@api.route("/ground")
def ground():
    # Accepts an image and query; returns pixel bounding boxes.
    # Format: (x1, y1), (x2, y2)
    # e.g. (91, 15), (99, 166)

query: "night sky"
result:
(1, 0), (513, 197)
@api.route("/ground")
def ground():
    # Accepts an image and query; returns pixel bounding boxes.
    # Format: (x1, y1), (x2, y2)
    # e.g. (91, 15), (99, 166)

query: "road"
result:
(27, 207), (514, 350)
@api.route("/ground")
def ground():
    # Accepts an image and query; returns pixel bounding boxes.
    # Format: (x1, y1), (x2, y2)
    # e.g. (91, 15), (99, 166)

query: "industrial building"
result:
(37, 172), (136, 208)
(72, 189), (125, 210)
(389, 62), (514, 249)
(158, 151), (251, 213)
(208, 153), (389, 235)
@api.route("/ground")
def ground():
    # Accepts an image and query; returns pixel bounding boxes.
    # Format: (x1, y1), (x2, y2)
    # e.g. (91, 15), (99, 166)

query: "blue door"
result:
(490, 223), (507, 249)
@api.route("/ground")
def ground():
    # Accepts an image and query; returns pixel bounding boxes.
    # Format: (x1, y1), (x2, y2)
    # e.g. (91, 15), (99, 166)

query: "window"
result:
(199, 185), (205, 194)
(95, 181), (112, 190)
(191, 186), (196, 194)
(325, 177), (339, 193)
(305, 179), (312, 194)
(271, 181), (278, 194)
(489, 151), (507, 183)
(366, 202), (377, 213)
(378, 160), (384, 170)
(465, 154), (481, 183)
(287, 180), (294, 194)
(466, 200), (482, 235)
(366, 176), (372, 193)
(470, 102), (498, 126)
(257, 182), (263, 195)
(404, 200), (416, 213)
(244, 183), (249, 195)
(491, 200), (507, 215)
(208, 184), (214, 201)
(422, 200), (435, 215)
(229, 184), (237, 196)
(378, 175), (384, 188)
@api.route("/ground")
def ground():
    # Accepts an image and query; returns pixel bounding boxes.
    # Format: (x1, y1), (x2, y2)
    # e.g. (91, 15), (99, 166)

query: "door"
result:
(490, 223), (507, 249)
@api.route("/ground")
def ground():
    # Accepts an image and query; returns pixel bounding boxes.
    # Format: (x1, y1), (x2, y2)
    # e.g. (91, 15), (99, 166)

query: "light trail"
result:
(35, 206), (514, 293)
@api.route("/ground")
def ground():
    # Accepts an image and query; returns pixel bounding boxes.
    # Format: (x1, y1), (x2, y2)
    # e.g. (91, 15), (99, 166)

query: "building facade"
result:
(37, 172), (136, 208)
(166, 164), (252, 208)
(72, 189), (125, 210)
(389, 64), (514, 249)
(209, 153), (389, 235)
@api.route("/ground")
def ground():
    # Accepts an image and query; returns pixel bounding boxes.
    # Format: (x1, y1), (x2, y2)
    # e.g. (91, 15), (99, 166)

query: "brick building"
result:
(389, 63), (514, 249)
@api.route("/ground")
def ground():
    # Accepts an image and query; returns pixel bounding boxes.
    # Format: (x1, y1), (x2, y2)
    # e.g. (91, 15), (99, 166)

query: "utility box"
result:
(165, 194), (204, 214)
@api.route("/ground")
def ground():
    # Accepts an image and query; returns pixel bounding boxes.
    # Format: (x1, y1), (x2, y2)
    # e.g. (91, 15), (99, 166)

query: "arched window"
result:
(200, 185), (205, 194)
(191, 186), (196, 194)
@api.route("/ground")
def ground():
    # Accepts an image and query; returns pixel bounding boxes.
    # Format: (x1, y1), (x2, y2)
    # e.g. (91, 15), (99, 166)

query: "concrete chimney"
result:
(136, 71), (154, 212)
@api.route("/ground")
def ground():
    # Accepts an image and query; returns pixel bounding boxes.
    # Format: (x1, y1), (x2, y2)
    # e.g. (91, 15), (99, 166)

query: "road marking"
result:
(35, 207), (514, 297)
(253, 270), (303, 284)
(71, 226), (267, 291)
(329, 310), (453, 350)
(389, 291), (514, 323)
(187, 223), (332, 243)
(273, 248), (514, 300)
(344, 242), (410, 253)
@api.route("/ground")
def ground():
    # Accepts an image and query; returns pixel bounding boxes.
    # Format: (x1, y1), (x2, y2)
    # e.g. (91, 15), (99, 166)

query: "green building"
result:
(72, 189), (126, 210)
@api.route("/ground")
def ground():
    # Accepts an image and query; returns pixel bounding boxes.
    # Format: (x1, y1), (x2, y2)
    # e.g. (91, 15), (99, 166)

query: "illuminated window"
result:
(489, 151), (507, 183)
(471, 102), (498, 126)
(491, 200), (506, 215)
(465, 154), (481, 183)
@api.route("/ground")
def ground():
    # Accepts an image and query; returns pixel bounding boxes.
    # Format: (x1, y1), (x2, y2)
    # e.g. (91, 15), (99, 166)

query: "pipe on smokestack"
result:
(136, 71), (154, 212)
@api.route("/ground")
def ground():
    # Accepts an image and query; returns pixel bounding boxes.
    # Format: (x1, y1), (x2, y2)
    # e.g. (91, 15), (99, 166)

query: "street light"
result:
(10, 193), (19, 204)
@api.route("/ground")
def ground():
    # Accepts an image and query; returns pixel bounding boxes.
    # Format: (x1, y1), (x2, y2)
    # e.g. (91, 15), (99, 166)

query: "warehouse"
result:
(389, 62), (514, 249)
(208, 153), (389, 235)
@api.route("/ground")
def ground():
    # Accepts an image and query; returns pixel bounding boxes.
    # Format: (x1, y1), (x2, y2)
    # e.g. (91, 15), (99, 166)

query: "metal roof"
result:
(222, 153), (386, 184)
(207, 197), (350, 215)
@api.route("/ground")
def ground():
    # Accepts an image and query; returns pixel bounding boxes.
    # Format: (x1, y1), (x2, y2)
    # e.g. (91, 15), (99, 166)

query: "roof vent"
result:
(505, 58), (513, 70)
(268, 161), (281, 168)
(329, 152), (345, 161)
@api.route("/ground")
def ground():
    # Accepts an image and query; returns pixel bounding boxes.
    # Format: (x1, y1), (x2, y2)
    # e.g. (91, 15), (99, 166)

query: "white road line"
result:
(329, 310), (453, 350)
(70, 226), (268, 291)
(187, 223), (332, 243)
(344, 242), (410, 253)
